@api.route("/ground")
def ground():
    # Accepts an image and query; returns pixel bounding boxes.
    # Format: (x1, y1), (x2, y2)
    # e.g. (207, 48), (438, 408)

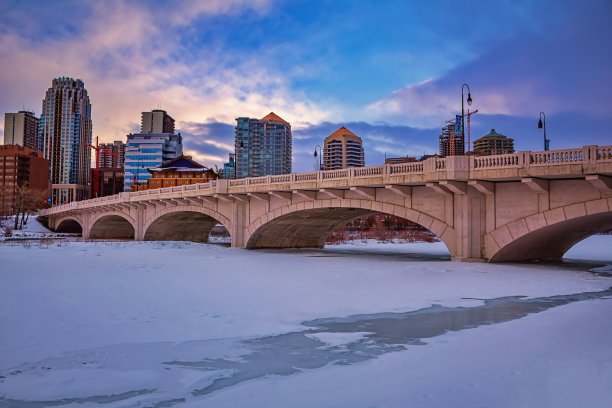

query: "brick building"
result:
(0, 145), (49, 215)
(140, 155), (217, 191)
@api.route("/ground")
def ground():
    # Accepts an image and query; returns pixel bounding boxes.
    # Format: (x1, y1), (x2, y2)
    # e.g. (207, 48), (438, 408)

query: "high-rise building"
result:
(323, 126), (365, 170)
(473, 129), (515, 156)
(39, 77), (92, 205)
(235, 112), (292, 178)
(0, 145), (49, 216)
(99, 141), (125, 168)
(219, 153), (236, 179)
(438, 119), (464, 157)
(141, 109), (175, 134)
(3, 111), (40, 150)
(124, 111), (182, 192)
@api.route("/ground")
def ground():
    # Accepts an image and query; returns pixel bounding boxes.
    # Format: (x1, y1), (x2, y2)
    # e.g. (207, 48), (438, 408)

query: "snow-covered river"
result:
(0, 235), (611, 407)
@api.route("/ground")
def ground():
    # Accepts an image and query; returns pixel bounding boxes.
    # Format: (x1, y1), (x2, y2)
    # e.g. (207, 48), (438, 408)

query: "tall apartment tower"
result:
(323, 126), (365, 170)
(124, 110), (182, 192)
(438, 119), (464, 157)
(141, 110), (175, 133)
(39, 77), (92, 205)
(99, 141), (126, 168)
(235, 112), (292, 178)
(4, 111), (40, 150)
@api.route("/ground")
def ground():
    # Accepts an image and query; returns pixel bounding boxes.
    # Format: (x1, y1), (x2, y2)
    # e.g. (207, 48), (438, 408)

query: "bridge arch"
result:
(54, 216), (84, 234)
(89, 212), (136, 240)
(245, 198), (456, 256)
(143, 205), (232, 243)
(485, 199), (612, 262)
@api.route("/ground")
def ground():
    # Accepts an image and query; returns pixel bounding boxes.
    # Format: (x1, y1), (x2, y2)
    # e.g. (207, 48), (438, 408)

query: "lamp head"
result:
(538, 118), (543, 129)
(467, 93), (472, 106)
(314, 149), (318, 157)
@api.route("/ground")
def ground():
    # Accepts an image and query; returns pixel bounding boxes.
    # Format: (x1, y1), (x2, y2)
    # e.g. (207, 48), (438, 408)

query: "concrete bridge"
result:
(40, 145), (612, 262)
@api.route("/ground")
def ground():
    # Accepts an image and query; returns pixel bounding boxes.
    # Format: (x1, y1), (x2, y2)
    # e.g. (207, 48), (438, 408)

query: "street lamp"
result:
(314, 145), (322, 170)
(538, 112), (549, 151)
(461, 83), (473, 154)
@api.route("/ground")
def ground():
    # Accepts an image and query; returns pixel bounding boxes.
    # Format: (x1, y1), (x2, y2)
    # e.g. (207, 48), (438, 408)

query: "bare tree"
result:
(12, 185), (47, 230)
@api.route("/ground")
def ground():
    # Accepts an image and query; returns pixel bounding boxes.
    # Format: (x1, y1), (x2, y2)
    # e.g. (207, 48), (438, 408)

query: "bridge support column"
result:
(452, 187), (486, 261)
(79, 213), (90, 240)
(134, 206), (146, 241)
(231, 201), (248, 248)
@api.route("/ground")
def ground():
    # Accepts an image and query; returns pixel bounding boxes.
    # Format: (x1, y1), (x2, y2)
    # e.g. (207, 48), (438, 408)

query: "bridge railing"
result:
(598, 146), (612, 161)
(388, 162), (424, 174)
(472, 153), (520, 169)
(529, 148), (584, 165)
(38, 144), (612, 216)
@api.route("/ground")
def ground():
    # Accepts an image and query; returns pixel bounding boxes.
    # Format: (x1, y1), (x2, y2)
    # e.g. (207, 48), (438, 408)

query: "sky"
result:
(1, 0), (611, 172)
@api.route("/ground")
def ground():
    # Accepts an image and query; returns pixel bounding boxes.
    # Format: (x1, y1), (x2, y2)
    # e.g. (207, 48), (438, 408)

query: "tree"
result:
(12, 185), (47, 230)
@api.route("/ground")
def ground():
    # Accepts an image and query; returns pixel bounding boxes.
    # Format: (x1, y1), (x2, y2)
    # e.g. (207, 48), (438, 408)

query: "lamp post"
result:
(538, 112), (549, 151)
(461, 83), (473, 154)
(314, 145), (322, 170)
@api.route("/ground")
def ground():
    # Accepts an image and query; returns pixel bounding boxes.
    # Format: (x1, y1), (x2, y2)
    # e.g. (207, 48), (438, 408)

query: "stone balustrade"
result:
(41, 144), (612, 217)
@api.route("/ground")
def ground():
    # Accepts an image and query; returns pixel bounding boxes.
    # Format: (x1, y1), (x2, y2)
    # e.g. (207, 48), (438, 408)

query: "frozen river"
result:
(0, 235), (611, 407)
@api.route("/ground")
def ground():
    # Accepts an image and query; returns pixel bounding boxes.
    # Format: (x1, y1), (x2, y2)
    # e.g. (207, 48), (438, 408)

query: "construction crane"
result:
(466, 109), (479, 153)
(86, 136), (118, 198)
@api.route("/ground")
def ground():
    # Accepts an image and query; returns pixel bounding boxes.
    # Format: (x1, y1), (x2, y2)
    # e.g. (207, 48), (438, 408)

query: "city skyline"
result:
(1, 0), (610, 172)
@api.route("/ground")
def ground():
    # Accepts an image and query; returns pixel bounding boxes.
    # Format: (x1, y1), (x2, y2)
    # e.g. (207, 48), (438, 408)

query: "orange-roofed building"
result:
(234, 112), (292, 178)
(323, 126), (365, 170)
(136, 155), (217, 191)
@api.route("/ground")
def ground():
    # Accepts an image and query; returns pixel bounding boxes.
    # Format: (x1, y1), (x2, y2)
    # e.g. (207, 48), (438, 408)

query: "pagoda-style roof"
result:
(148, 155), (211, 174)
(324, 126), (362, 143)
(261, 112), (289, 124)
(481, 129), (507, 138)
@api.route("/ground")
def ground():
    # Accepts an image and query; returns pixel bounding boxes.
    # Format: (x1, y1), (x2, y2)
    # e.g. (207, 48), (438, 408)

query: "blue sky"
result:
(1, 0), (610, 171)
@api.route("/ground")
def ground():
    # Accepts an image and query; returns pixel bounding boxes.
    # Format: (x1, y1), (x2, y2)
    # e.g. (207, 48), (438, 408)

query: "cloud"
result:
(366, 0), (612, 129)
(0, 0), (330, 145)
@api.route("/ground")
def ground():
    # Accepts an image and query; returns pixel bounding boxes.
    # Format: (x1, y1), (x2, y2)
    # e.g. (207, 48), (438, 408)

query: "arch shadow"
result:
(90, 215), (135, 240)
(144, 209), (231, 243)
(54, 217), (83, 234)
(245, 199), (455, 257)
(489, 211), (612, 262)
(55, 217), (83, 234)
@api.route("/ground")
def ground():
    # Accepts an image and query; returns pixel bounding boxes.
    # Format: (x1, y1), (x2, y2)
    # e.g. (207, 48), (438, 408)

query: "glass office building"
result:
(235, 112), (291, 178)
(38, 77), (92, 205)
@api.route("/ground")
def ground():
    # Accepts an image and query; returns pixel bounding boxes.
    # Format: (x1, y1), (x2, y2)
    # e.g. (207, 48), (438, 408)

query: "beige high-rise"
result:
(3, 111), (39, 150)
(141, 110), (175, 133)
(323, 126), (365, 170)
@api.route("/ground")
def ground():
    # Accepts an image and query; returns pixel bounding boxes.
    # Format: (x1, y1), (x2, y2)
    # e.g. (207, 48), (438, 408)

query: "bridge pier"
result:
(452, 186), (486, 261)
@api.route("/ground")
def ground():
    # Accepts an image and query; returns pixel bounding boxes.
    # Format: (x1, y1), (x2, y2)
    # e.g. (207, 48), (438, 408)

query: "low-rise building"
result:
(90, 168), (124, 198)
(142, 155), (217, 191)
(385, 156), (417, 165)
